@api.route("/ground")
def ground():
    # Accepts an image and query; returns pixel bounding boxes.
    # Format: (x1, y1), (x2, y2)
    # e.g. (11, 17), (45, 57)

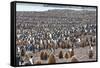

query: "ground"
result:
(25, 45), (97, 64)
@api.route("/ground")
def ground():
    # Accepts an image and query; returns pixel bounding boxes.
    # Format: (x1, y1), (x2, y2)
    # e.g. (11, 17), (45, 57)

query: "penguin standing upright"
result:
(70, 47), (74, 58)
(68, 44), (74, 58)
(89, 45), (94, 59)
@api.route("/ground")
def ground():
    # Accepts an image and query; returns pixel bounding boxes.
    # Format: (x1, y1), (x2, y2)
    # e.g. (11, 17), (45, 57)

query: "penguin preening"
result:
(29, 56), (34, 65)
